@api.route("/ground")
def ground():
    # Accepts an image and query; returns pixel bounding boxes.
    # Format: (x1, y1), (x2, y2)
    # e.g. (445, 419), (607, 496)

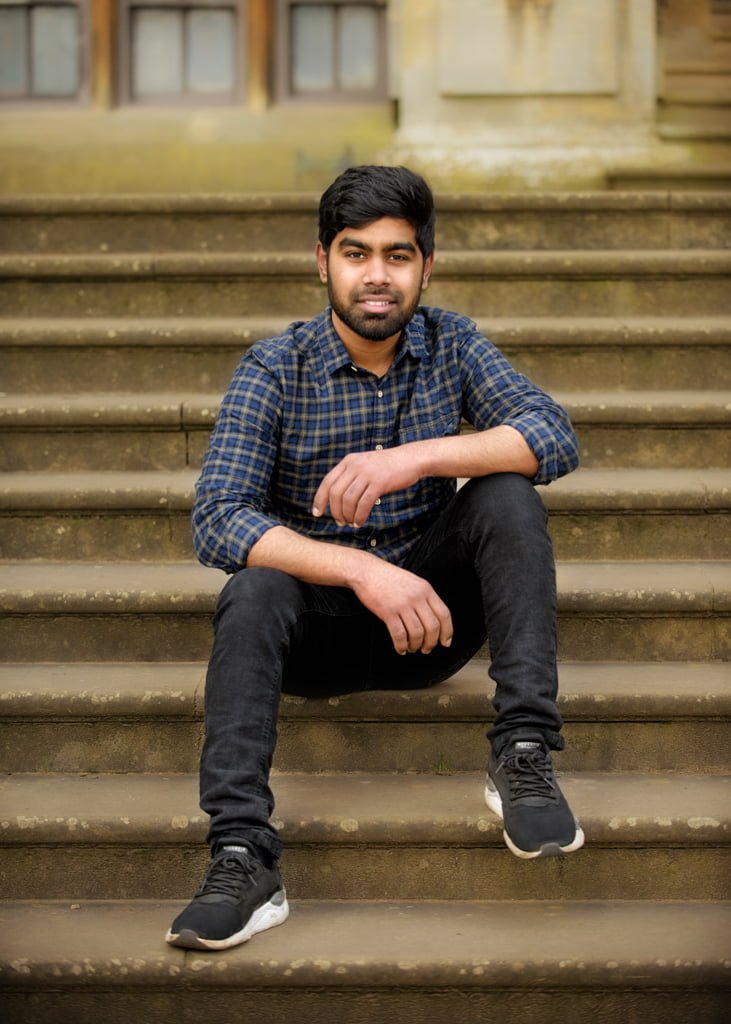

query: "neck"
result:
(331, 310), (400, 376)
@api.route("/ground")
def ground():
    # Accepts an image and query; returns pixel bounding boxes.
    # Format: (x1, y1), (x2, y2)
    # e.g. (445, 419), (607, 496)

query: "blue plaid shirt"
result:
(193, 306), (579, 572)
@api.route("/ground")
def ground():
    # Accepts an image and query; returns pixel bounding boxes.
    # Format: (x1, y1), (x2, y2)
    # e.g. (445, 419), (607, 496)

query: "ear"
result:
(421, 251), (435, 289)
(315, 241), (328, 283)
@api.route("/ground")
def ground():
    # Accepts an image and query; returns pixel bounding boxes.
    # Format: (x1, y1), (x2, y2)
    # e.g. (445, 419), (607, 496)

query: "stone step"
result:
(2, 192), (729, 252)
(1, 391), (728, 471)
(1, 469), (728, 562)
(1, 771), (728, 901)
(0, 661), (727, 775)
(2, 316), (730, 393)
(0, 560), (728, 664)
(2, 899), (728, 1024)
(1, 250), (729, 317)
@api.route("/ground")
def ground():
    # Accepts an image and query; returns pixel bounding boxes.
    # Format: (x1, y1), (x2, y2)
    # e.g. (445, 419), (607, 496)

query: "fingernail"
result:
(443, 638), (452, 647)
(312, 506), (321, 517)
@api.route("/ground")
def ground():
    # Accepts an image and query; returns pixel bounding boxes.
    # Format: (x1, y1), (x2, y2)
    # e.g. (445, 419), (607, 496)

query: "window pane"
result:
(339, 5), (379, 90)
(291, 4), (334, 92)
(31, 5), (80, 96)
(187, 8), (235, 93)
(0, 7), (28, 94)
(132, 7), (184, 96)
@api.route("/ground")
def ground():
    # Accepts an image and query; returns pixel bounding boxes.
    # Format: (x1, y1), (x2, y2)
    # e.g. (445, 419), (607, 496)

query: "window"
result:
(277, 0), (387, 100)
(119, 0), (244, 103)
(0, 0), (86, 101)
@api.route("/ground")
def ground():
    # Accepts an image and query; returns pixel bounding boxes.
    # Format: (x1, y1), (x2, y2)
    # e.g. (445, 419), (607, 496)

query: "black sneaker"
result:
(485, 736), (585, 859)
(165, 848), (289, 950)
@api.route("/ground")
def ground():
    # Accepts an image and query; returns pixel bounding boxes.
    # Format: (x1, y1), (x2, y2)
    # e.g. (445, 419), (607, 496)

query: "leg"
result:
(399, 475), (583, 858)
(403, 473), (563, 750)
(201, 566), (372, 858)
(169, 566), (373, 950)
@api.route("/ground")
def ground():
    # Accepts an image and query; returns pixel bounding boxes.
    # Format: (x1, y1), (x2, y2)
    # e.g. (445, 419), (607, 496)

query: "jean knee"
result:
(215, 566), (305, 626)
(458, 474), (547, 532)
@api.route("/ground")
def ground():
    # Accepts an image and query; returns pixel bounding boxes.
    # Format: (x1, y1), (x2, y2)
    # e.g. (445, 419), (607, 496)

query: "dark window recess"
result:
(0, 1), (82, 99)
(124, 3), (239, 101)
(283, 1), (386, 99)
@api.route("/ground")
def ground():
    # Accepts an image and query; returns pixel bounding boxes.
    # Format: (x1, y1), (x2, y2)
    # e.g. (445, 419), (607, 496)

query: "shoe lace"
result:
(196, 852), (257, 899)
(502, 749), (557, 802)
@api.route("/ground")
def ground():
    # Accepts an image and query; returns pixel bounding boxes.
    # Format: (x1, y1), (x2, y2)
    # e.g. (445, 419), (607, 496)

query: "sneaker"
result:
(165, 848), (289, 950)
(485, 736), (585, 859)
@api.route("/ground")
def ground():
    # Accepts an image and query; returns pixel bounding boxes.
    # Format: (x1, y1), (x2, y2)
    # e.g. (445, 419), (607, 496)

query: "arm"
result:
(248, 524), (453, 655)
(313, 424), (536, 528)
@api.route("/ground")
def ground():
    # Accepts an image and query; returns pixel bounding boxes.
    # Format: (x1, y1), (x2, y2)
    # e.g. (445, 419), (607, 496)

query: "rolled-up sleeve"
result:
(459, 329), (580, 485)
(192, 353), (282, 572)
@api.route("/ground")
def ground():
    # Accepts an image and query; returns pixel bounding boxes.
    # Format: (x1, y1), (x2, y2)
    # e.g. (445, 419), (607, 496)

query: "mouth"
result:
(358, 296), (396, 313)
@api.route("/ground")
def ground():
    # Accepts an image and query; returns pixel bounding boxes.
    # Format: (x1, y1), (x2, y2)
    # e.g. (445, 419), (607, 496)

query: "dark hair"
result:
(318, 165), (435, 257)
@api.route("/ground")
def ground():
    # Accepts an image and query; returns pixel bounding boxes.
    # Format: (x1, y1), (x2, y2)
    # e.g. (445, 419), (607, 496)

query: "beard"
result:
(327, 283), (424, 342)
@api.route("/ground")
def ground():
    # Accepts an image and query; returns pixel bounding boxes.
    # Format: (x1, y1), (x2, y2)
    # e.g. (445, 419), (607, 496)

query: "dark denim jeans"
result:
(200, 473), (563, 860)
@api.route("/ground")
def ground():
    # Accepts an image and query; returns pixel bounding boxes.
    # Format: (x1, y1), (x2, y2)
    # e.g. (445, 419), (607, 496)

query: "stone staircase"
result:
(0, 193), (729, 1023)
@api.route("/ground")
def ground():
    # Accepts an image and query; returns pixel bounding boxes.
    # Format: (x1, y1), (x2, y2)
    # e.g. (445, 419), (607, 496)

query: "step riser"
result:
(2, 845), (728, 902)
(3, 209), (730, 253)
(4, 991), (729, 1024)
(4, 343), (730, 393)
(2, 277), (729, 317)
(1, 720), (727, 774)
(3, 425), (728, 471)
(0, 613), (726, 662)
(2, 512), (728, 561)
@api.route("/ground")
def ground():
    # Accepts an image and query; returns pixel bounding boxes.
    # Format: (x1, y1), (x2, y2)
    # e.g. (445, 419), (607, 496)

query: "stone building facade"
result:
(0, 0), (729, 191)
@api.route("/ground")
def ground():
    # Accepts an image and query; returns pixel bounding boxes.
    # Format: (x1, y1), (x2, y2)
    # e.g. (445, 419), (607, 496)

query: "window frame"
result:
(118, 0), (247, 106)
(275, 0), (388, 103)
(0, 0), (90, 105)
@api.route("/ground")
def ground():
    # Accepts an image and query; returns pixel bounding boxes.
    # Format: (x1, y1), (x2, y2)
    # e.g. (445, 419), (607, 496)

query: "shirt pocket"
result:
(397, 407), (459, 446)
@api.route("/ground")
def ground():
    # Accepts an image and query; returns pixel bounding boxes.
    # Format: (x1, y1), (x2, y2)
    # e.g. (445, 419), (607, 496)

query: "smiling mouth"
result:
(359, 296), (395, 312)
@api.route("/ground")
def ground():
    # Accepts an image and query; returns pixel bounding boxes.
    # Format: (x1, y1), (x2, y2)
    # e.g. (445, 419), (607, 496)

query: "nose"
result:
(363, 256), (390, 287)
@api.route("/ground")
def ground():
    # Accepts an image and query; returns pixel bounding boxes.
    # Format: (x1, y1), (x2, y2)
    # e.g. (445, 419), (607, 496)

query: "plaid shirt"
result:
(193, 306), (579, 572)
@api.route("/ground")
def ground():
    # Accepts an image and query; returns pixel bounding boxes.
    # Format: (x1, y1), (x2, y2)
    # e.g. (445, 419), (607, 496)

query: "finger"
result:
(352, 485), (381, 528)
(386, 615), (409, 656)
(399, 608), (426, 654)
(418, 604), (443, 655)
(339, 478), (371, 527)
(428, 594), (453, 648)
(312, 462), (345, 519)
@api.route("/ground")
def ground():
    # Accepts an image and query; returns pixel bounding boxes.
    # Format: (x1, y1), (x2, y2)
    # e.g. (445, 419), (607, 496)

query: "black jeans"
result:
(200, 473), (563, 860)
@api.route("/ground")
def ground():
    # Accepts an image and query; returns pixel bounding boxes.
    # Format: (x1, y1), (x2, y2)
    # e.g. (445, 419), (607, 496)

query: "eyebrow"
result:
(337, 237), (418, 255)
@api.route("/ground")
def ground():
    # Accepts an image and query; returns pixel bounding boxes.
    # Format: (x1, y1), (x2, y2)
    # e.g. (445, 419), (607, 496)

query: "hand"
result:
(351, 557), (453, 655)
(312, 446), (421, 528)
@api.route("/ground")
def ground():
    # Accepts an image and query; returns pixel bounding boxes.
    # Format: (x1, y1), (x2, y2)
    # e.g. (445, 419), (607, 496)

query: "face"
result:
(316, 217), (434, 348)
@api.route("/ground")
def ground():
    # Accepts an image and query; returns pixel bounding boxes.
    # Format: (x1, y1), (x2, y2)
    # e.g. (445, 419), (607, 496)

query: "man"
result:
(166, 165), (583, 952)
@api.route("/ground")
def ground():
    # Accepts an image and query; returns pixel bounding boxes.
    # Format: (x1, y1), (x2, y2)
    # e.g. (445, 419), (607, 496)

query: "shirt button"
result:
(377, 390), (383, 398)
(374, 498), (381, 505)
(369, 538), (378, 548)
(375, 444), (384, 451)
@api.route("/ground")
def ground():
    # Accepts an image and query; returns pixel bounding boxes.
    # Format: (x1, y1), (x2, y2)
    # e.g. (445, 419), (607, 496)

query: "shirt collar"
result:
(315, 307), (429, 378)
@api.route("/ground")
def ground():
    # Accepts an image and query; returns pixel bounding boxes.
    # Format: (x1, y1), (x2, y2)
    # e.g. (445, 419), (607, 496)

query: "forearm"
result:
(247, 524), (453, 656)
(247, 523), (376, 589)
(409, 424), (539, 480)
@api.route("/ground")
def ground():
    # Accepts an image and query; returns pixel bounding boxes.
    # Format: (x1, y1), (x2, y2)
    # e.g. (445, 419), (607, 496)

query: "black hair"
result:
(318, 165), (435, 258)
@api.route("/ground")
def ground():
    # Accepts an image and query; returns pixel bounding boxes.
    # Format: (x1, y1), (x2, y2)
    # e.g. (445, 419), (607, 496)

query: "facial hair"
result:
(327, 281), (425, 342)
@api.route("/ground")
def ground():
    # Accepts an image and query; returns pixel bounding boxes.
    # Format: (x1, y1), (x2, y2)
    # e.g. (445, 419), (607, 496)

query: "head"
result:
(316, 166), (436, 349)
(318, 165), (436, 260)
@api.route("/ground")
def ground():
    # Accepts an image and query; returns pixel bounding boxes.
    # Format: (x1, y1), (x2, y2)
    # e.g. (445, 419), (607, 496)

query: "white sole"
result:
(166, 891), (290, 951)
(484, 781), (585, 860)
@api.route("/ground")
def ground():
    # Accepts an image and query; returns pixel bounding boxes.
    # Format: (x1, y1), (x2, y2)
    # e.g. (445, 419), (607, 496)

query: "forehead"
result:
(332, 217), (418, 249)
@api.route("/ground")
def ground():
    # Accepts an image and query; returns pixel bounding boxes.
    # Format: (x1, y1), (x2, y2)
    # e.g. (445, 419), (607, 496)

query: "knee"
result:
(216, 566), (305, 623)
(457, 474), (547, 534)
